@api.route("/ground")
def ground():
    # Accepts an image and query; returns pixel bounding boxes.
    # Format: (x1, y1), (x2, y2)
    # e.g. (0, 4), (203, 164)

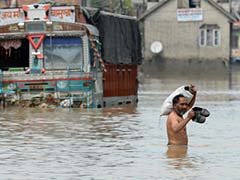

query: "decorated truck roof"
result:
(0, 0), (80, 8)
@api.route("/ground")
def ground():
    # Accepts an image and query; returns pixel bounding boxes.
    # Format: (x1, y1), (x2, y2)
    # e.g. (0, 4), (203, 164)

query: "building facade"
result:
(139, 0), (236, 62)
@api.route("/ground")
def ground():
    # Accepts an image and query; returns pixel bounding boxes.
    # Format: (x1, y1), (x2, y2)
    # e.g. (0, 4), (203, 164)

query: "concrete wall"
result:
(143, 0), (231, 62)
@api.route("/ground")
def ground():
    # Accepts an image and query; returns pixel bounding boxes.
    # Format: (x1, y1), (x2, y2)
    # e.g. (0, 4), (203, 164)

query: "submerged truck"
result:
(0, 3), (142, 108)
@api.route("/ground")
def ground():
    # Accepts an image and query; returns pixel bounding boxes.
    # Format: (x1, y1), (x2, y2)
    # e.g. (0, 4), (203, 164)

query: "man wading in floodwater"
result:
(166, 85), (197, 146)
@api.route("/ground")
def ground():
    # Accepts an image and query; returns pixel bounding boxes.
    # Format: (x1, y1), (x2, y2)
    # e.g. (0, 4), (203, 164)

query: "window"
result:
(178, 0), (201, 9)
(200, 29), (205, 46)
(199, 24), (221, 47)
(206, 29), (213, 46)
(43, 37), (83, 70)
(232, 31), (239, 49)
(214, 30), (220, 46)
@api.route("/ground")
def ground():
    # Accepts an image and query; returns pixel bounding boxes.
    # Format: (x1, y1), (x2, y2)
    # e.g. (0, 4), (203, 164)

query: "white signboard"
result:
(177, 8), (203, 22)
(0, 8), (23, 25)
(51, 6), (75, 23)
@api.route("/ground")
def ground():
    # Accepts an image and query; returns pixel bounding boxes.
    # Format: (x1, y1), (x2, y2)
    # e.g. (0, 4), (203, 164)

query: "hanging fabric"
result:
(0, 40), (21, 50)
(89, 37), (107, 72)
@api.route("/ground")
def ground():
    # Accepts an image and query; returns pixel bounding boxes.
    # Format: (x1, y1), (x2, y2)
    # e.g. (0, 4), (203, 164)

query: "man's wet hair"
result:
(172, 94), (186, 105)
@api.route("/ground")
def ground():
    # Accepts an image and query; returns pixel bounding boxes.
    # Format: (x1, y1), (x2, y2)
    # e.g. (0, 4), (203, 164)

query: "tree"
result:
(89, 0), (133, 15)
(121, 0), (132, 15)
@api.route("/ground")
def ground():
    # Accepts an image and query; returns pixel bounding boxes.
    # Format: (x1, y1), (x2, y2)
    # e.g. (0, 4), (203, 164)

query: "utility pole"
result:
(229, 0), (232, 14)
(120, 0), (123, 14)
(109, 0), (113, 12)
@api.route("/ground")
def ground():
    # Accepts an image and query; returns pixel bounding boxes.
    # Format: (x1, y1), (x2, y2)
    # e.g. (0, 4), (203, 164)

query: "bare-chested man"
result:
(166, 85), (197, 145)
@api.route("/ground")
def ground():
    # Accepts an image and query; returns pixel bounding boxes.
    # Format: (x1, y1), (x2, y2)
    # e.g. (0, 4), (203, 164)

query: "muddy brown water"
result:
(1, 66), (240, 179)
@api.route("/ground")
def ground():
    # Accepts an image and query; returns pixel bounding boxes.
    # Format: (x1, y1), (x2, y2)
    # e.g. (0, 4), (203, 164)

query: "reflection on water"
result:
(166, 145), (190, 170)
(1, 65), (240, 179)
(166, 145), (188, 159)
(166, 145), (202, 172)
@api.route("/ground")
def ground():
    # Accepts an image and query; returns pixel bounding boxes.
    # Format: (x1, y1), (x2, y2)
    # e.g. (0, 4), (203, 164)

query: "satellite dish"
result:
(150, 41), (163, 54)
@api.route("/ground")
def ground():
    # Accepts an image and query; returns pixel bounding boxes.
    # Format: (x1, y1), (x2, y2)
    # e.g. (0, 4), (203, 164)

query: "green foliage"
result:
(90, 0), (102, 8)
(89, 0), (133, 15)
(123, 0), (132, 10)
(39, 0), (56, 5)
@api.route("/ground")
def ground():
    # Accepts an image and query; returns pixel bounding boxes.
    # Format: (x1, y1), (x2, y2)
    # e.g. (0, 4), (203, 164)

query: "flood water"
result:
(1, 66), (240, 179)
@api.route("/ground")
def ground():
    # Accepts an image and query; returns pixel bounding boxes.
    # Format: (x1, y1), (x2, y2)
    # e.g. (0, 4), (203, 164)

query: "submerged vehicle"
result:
(0, 2), (142, 108)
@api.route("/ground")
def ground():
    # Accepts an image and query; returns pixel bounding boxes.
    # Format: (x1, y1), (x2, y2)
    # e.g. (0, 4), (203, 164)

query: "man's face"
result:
(174, 97), (188, 116)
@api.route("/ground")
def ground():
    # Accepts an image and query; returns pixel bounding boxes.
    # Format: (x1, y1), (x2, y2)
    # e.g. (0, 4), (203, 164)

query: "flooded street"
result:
(1, 66), (240, 179)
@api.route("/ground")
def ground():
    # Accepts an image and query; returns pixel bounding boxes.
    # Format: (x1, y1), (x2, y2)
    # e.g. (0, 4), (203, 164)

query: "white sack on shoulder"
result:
(160, 85), (193, 116)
